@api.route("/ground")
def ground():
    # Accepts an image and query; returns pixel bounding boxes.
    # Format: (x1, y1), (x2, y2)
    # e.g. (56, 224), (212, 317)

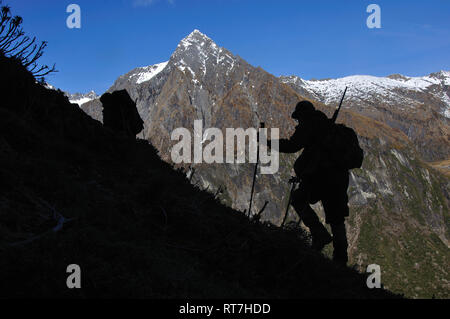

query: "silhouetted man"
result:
(100, 90), (144, 138)
(269, 101), (350, 264)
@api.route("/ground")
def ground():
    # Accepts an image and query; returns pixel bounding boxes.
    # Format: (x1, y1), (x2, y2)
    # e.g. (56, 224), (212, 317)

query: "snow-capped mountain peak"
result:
(170, 30), (237, 81)
(108, 31), (217, 87)
(180, 29), (215, 47)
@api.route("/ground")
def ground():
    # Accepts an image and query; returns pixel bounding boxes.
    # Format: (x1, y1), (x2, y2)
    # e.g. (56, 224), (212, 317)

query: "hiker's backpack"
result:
(321, 123), (364, 170)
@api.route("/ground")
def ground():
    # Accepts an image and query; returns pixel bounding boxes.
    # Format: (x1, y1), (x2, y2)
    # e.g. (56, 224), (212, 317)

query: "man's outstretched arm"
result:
(268, 128), (305, 153)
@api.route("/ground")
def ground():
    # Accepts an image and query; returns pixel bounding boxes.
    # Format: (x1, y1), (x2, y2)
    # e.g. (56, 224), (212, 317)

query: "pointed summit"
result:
(187, 29), (210, 39)
(170, 29), (237, 80)
(186, 29), (212, 41)
(176, 29), (218, 51)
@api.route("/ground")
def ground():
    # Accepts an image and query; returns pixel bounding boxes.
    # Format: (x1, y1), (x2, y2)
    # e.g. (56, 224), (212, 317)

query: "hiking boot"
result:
(311, 227), (333, 252)
(331, 222), (348, 265)
(332, 250), (348, 265)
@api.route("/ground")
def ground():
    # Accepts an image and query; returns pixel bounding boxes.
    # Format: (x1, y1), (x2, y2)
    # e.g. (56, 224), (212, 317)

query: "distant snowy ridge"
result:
(67, 91), (98, 106)
(43, 83), (98, 107)
(70, 96), (95, 105)
(281, 71), (450, 118)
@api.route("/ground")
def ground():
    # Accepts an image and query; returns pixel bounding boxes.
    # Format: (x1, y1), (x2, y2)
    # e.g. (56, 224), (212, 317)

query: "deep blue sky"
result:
(10, 0), (450, 94)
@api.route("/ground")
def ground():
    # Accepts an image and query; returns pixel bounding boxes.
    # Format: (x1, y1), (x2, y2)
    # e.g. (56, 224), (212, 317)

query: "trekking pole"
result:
(247, 121), (264, 217)
(281, 177), (298, 227)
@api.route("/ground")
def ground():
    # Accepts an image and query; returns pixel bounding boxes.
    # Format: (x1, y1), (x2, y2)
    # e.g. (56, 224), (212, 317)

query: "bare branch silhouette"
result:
(0, 1), (56, 80)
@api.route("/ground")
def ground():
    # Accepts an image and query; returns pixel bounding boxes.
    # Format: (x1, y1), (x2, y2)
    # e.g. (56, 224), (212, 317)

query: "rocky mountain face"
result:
(79, 30), (449, 298)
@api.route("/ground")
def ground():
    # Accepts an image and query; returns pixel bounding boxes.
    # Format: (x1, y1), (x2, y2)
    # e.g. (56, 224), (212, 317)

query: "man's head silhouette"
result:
(292, 101), (315, 121)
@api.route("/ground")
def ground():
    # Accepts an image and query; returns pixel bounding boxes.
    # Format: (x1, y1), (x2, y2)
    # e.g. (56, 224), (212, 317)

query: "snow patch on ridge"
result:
(439, 91), (450, 118)
(390, 149), (408, 167)
(133, 62), (168, 84)
(70, 97), (94, 105)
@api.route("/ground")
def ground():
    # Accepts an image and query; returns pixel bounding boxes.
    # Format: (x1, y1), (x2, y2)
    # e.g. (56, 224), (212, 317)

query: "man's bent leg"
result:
(321, 170), (350, 265)
(291, 188), (332, 251)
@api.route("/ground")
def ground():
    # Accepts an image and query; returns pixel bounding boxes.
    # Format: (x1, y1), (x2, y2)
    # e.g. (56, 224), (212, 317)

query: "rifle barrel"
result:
(331, 86), (348, 123)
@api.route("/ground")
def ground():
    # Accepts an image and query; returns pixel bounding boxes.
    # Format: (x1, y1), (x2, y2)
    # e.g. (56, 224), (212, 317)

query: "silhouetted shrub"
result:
(0, 1), (56, 80)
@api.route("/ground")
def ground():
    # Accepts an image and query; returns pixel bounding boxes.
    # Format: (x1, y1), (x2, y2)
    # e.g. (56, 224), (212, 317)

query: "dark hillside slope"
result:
(0, 55), (398, 298)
